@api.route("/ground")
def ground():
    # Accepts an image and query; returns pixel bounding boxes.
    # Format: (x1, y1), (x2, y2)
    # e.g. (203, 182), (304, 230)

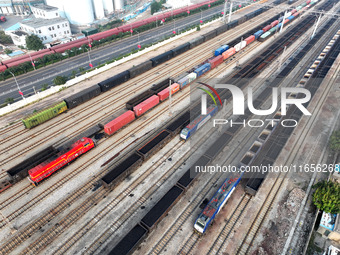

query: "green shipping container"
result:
(296, 6), (302, 10)
(301, 3), (307, 7)
(260, 31), (272, 39)
(22, 101), (67, 129)
(269, 27), (277, 33)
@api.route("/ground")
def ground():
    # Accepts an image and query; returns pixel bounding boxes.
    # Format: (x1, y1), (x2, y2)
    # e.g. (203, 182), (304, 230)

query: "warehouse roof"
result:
(32, 4), (58, 12)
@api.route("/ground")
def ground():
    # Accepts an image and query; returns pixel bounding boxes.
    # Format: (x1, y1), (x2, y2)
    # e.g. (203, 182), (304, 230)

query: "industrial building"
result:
(0, 0), (44, 15)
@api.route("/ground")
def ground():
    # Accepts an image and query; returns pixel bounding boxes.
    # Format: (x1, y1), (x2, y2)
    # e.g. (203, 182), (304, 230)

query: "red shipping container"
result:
(244, 35), (255, 45)
(157, 83), (180, 101)
(283, 19), (289, 24)
(133, 95), (160, 117)
(291, 9), (297, 14)
(293, 12), (299, 17)
(271, 20), (279, 27)
(222, 48), (236, 60)
(209, 55), (224, 69)
(306, 0), (311, 4)
(262, 25), (272, 32)
(104, 110), (135, 136)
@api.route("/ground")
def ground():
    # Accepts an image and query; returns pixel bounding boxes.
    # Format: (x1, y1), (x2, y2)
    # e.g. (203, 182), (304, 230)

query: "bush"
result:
(53, 76), (67, 85)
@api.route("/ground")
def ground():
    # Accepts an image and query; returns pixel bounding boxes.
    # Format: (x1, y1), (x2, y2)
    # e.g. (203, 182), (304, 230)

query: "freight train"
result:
(0, 0), (224, 73)
(22, 0), (316, 130)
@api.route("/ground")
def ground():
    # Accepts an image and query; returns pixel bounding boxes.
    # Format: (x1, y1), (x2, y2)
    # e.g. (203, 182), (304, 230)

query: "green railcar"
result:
(22, 101), (67, 129)
(259, 31), (272, 42)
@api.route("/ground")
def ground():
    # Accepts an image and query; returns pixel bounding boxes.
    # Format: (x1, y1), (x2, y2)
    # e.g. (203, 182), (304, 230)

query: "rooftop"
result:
(13, 31), (27, 36)
(20, 17), (68, 29)
(32, 4), (58, 12)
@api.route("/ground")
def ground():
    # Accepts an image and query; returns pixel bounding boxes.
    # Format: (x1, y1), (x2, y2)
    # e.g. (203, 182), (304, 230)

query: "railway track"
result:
(0, 9), (280, 171)
(236, 30), (340, 255)
(0, 36), (263, 225)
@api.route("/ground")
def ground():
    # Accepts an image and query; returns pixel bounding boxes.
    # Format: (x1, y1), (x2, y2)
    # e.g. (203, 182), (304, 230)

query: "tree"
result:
(26, 34), (44, 51)
(4, 48), (12, 54)
(0, 31), (13, 44)
(5, 97), (14, 104)
(53, 75), (67, 85)
(330, 130), (340, 154)
(313, 180), (340, 214)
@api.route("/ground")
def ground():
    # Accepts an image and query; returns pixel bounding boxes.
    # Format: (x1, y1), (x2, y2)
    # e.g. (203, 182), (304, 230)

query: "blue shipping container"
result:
(214, 45), (229, 56)
(254, 30), (264, 40)
(194, 63), (211, 77)
(287, 15), (295, 20)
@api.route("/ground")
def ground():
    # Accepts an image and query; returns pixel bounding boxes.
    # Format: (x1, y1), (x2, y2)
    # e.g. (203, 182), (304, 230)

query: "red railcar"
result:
(209, 55), (223, 69)
(133, 95), (159, 117)
(0, 65), (7, 72)
(28, 137), (95, 185)
(104, 110), (135, 136)
(245, 35), (255, 45)
(262, 25), (272, 32)
(88, 28), (120, 41)
(271, 20), (279, 27)
(157, 83), (180, 101)
(222, 48), (236, 60)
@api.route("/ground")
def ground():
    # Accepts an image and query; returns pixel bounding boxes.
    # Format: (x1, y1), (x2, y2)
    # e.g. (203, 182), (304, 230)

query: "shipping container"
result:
(234, 41), (247, 52)
(133, 95), (160, 117)
(126, 90), (154, 110)
(64, 84), (101, 109)
(98, 71), (130, 92)
(150, 51), (173, 67)
(104, 110), (135, 136)
(194, 63), (211, 77)
(245, 35), (255, 45)
(222, 47), (236, 60)
(22, 101), (67, 129)
(177, 72), (197, 88)
(258, 31), (272, 42)
(157, 83), (180, 101)
(254, 30), (264, 40)
(271, 20), (279, 27)
(128, 60), (153, 79)
(262, 25), (272, 32)
(208, 55), (224, 69)
(214, 45), (229, 56)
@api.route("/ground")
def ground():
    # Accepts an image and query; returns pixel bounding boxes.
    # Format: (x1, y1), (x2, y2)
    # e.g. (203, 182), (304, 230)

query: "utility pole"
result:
(228, 0), (233, 23)
(311, 13), (322, 39)
(279, 10), (287, 33)
(9, 71), (24, 100)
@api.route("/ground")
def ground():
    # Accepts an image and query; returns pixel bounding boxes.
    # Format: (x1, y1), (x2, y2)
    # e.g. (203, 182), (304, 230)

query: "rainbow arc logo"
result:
(197, 82), (222, 115)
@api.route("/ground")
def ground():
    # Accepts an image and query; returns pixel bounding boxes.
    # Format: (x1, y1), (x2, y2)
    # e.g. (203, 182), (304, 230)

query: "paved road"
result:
(0, 1), (252, 104)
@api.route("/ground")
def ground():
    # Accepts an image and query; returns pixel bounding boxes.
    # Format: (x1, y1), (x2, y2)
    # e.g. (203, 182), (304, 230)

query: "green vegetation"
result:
(196, 25), (201, 31)
(4, 48), (12, 54)
(53, 76), (67, 85)
(41, 84), (49, 91)
(0, 31), (13, 44)
(151, 0), (166, 15)
(330, 130), (340, 154)
(26, 34), (44, 51)
(313, 180), (340, 214)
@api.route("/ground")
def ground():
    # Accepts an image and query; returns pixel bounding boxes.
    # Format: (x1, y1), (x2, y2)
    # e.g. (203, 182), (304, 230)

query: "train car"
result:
(194, 172), (243, 234)
(234, 41), (247, 52)
(104, 110), (135, 136)
(107, 224), (148, 255)
(7, 146), (58, 182)
(157, 83), (180, 101)
(98, 71), (130, 92)
(150, 51), (173, 67)
(140, 186), (183, 230)
(128, 60), (153, 79)
(101, 153), (143, 190)
(149, 78), (175, 94)
(126, 90), (155, 110)
(189, 35), (205, 49)
(28, 137), (95, 185)
(171, 42), (191, 57)
(177, 72), (197, 89)
(244, 35), (256, 45)
(194, 63), (211, 77)
(22, 101), (67, 129)
(214, 45), (229, 56)
(64, 84), (101, 109)
(0, 65), (6, 72)
(254, 30), (264, 40)
(137, 130), (172, 160)
(262, 24), (272, 32)
(271, 20), (279, 27)
(222, 47), (236, 60)
(133, 95), (160, 117)
(180, 105), (217, 140)
(208, 55), (224, 69)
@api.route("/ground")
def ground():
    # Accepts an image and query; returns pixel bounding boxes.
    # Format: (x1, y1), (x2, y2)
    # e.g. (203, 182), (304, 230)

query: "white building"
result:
(10, 31), (29, 47)
(31, 4), (60, 19)
(20, 17), (71, 44)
